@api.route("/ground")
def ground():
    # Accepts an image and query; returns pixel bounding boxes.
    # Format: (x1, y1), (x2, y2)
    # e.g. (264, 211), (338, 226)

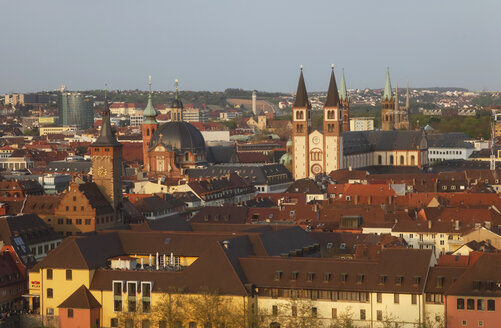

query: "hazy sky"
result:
(2, 0), (500, 93)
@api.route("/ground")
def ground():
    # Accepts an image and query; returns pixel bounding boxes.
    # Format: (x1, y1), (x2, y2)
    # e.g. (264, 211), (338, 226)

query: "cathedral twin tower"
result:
(291, 66), (410, 180)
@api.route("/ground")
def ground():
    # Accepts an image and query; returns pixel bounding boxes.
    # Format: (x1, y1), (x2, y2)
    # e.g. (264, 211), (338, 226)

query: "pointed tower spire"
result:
(406, 81), (410, 109)
(394, 81), (400, 129)
(339, 68), (348, 102)
(383, 67), (393, 101)
(93, 85), (120, 147)
(293, 65), (309, 108)
(143, 75), (158, 123)
(170, 79), (183, 121)
(325, 64), (340, 107)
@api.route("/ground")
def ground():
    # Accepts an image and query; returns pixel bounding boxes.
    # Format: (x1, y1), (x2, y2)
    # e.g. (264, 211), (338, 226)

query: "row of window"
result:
(46, 269), (72, 281)
(55, 216), (112, 225)
(271, 305), (398, 321)
(377, 154), (416, 166)
(31, 242), (59, 256)
(457, 298), (495, 311)
(429, 150), (464, 155)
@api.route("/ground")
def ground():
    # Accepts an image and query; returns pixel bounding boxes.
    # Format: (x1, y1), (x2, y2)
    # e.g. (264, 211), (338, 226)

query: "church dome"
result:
(171, 98), (183, 109)
(149, 121), (205, 153)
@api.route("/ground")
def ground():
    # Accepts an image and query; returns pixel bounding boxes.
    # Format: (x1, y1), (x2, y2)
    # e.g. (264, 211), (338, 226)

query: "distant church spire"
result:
(170, 79), (184, 122)
(324, 64), (340, 107)
(294, 65), (310, 108)
(406, 81), (410, 110)
(339, 68), (348, 102)
(395, 81), (400, 129)
(383, 67), (393, 101)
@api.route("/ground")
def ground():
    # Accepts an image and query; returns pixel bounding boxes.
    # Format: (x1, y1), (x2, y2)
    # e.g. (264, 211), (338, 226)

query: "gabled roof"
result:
(58, 285), (101, 309)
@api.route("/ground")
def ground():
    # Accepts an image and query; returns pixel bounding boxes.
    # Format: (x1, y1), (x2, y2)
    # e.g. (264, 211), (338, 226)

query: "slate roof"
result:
(78, 183), (114, 215)
(58, 285), (101, 309)
(324, 68), (340, 108)
(343, 130), (426, 155)
(426, 132), (473, 148)
(47, 160), (92, 173)
(286, 178), (322, 194)
(293, 70), (310, 108)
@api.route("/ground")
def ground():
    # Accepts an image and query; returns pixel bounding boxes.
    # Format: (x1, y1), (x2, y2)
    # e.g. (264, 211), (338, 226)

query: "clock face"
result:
(97, 166), (107, 177)
(312, 136), (320, 144)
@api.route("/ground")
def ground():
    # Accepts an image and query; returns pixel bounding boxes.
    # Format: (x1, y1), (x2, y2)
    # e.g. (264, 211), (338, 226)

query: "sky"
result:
(1, 0), (500, 93)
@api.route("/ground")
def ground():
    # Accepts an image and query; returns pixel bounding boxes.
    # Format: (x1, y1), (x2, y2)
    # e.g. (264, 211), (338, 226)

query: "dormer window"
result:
(414, 276), (421, 286)
(340, 273), (348, 283)
(307, 272), (315, 282)
(290, 271), (298, 281)
(323, 272), (331, 282)
(437, 276), (445, 288)
(379, 275), (387, 285)
(357, 273), (365, 284)
(395, 276), (403, 286)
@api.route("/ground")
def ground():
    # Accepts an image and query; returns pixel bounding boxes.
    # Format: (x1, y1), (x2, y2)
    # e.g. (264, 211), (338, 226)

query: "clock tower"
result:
(91, 98), (123, 215)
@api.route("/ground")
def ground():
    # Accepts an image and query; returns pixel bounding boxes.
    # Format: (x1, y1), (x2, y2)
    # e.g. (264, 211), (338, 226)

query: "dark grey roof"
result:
(186, 163), (292, 186)
(205, 146), (237, 164)
(425, 132), (473, 148)
(343, 130), (427, 155)
(149, 121), (205, 153)
(287, 178), (323, 194)
(324, 68), (340, 108)
(258, 226), (318, 256)
(47, 160), (92, 173)
(293, 70), (310, 108)
(92, 102), (121, 147)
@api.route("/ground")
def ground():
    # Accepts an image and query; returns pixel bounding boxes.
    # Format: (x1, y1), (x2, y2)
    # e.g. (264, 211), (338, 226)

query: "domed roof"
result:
(149, 121), (205, 153)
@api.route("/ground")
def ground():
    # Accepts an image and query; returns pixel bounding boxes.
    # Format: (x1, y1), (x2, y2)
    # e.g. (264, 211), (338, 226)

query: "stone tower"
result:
(170, 79), (183, 122)
(141, 75), (159, 171)
(323, 65), (343, 175)
(91, 98), (123, 214)
(339, 68), (350, 132)
(292, 66), (311, 180)
(381, 67), (395, 131)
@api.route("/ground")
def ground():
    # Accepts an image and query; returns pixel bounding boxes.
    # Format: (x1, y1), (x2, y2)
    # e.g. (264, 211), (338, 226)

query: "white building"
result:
(426, 133), (475, 164)
(349, 117), (374, 131)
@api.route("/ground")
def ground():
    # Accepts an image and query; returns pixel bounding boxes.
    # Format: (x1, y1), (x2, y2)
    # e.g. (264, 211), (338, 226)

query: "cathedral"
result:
(142, 80), (206, 178)
(292, 67), (427, 180)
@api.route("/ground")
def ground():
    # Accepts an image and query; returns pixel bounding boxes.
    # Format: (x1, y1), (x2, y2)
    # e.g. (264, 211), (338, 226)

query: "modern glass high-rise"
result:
(58, 92), (94, 130)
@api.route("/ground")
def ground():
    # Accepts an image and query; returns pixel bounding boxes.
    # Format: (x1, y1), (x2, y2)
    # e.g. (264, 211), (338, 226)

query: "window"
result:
(379, 275), (387, 284)
(272, 305), (278, 316)
(46, 269), (53, 280)
(377, 310), (382, 321)
(66, 219), (72, 224)
(390, 155), (394, 165)
(488, 299), (495, 311)
(360, 309), (366, 320)
(400, 155), (405, 165)
(467, 298), (475, 310)
(66, 270), (72, 280)
(189, 323), (197, 328)
(331, 308), (337, 319)
(378, 155), (382, 165)
(377, 293), (382, 303)
(76, 219), (82, 225)
(307, 272), (315, 281)
(457, 298), (465, 310)
(57, 219), (63, 225)
(142, 282), (151, 313)
(462, 320), (467, 326)
(68, 309), (74, 318)
(412, 294), (417, 305)
(291, 306), (297, 317)
(479, 320), (484, 327)
(111, 318), (118, 327)
(85, 219), (91, 225)
(312, 307), (317, 318)
(394, 293), (399, 304)
(477, 299), (485, 311)
(142, 319), (150, 328)
(125, 319), (134, 328)
(290, 271), (298, 281)
(274, 271), (282, 281)
(47, 288), (53, 298)
(46, 308), (54, 315)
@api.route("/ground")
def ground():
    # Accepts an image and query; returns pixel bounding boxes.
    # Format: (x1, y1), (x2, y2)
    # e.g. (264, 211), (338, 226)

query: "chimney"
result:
(485, 221), (492, 230)
(223, 240), (230, 249)
(354, 194), (359, 205)
(455, 220), (460, 231)
(428, 220), (432, 229)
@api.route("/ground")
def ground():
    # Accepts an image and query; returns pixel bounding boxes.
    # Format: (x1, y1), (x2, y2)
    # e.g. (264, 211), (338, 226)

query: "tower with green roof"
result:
(142, 75), (159, 171)
(381, 67), (395, 131)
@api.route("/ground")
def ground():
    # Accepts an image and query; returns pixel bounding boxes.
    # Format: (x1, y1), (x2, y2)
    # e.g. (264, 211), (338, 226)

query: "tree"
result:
(329, 308), (355, 328)
(152, 288), (186, 328)
(279, 298), (324, 328)
(417, 315), (445, 328)
(188, 288), (243, 328)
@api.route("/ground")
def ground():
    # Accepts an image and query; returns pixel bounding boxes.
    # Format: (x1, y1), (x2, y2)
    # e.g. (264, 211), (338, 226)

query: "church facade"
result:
(142, 80), (206, 178)
(292, 67), (427, 180)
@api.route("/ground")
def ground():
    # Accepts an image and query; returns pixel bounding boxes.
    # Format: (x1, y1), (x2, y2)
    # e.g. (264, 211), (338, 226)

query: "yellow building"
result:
(40, 126), (75, 136)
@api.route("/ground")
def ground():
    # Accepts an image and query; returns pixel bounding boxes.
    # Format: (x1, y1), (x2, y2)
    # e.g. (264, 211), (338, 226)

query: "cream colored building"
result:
(40, 126), (76, 136)
(350, 117), (375, 131)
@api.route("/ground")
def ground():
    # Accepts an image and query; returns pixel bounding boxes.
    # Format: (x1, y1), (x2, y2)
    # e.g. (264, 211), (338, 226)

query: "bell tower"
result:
(323, 65), (343, 174)
(170, 79), (183, 122)
(292, 66), (311, 180)
(381, 67), (395, 131)
(142, 75), (159, 171)
(91, 96), (123, 215)
(339, 68), (350, 132)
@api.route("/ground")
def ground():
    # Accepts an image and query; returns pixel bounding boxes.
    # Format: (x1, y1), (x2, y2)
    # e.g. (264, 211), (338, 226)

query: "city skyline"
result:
(1, 0), (500, 93)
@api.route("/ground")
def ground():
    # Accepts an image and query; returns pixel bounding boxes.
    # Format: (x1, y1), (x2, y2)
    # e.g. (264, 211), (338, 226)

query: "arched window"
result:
(411, 155), (416, 166)
(378, 155), (382, 165)
(390, 155), (394, 165)
(146, 129), (150, 136)
(400, 155), (405, 165)
(270, 323), (280, 328)
(185, 153), (189, 161)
